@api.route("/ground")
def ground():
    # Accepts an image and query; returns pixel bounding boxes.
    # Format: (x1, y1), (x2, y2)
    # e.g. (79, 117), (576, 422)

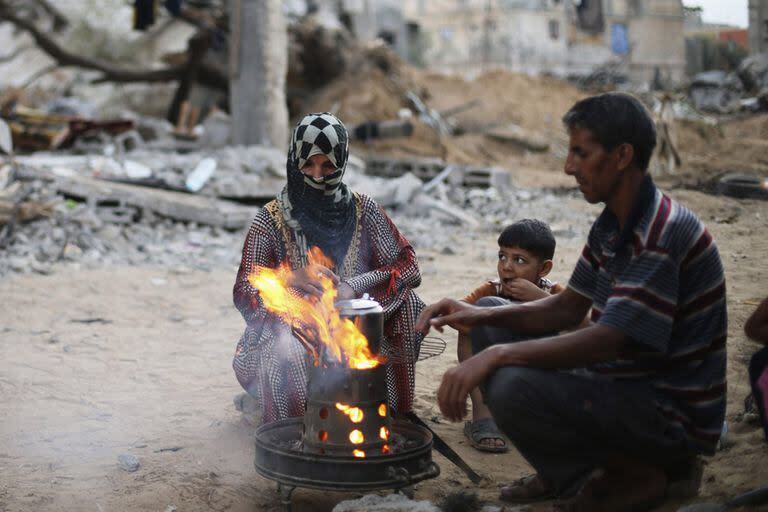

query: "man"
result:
(416, 93), (727, 511)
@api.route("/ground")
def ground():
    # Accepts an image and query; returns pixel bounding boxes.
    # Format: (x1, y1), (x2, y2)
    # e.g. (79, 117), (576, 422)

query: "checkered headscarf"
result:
(282, 113), (356, 268)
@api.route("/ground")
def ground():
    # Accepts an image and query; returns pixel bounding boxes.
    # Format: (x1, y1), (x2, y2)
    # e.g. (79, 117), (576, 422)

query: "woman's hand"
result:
(287, 264), (339, 299)
(336, 282), (356, 301)
(501, 278), (549, 302)
(415, 298), (488, 334)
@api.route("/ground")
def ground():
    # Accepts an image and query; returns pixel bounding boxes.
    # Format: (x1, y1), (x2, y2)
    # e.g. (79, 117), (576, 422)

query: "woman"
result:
(233, 112), (425, 424)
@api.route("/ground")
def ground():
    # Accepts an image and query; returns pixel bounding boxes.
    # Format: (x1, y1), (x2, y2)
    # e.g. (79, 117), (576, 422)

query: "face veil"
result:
(282, 113), (357, 268)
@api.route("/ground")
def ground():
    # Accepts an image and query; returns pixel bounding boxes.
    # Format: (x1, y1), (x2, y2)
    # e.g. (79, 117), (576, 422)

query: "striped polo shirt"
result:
(568, 175), (727, 454)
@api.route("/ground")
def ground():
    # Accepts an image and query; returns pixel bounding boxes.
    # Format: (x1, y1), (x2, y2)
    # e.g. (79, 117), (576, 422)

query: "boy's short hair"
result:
(562, 92), (657, 170)
(497, 219), (556, 261)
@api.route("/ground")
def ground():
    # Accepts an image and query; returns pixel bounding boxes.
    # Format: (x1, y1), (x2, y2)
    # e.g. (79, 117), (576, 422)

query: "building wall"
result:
(719, 29), (749, 50)
(749, 0), (768, 54)
(403, 0), (685, 83)
(625, 2), (686, 82)
(350, 0), (409, 58)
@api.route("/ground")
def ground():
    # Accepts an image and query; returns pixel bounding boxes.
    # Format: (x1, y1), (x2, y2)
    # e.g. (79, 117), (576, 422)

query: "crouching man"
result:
(416, 93), (727, 511)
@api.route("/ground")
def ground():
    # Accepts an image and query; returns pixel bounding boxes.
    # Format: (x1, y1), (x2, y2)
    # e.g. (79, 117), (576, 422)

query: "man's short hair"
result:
(562, 92), (657, 170)
(498, 219), (556, 261)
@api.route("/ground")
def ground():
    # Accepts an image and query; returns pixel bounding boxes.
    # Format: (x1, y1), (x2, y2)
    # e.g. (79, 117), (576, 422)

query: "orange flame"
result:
(349, 430), (364, 444)
(336, 403), (364, 423)
(378, 403), (387, 417)
(379, 426), (390, 440)
(247, 247), (381, 369)
(381, 444), (390, 455)
(353, 449), (365, 458)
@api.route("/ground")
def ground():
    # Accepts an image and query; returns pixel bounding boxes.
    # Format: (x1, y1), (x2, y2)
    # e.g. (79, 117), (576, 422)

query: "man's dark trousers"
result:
(469, 296), (692, 495)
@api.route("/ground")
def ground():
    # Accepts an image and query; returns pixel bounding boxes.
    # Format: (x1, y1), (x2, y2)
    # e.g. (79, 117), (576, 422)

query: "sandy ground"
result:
(1, 167), (767, 512)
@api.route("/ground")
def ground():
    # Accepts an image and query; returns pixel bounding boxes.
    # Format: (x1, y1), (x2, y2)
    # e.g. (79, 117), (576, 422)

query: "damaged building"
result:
(750, 0), (768, 54)
(402, 0), (686, 83)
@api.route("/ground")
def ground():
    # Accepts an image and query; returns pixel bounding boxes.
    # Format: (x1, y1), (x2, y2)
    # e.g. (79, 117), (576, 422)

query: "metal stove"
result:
(253, 299), (440, 510)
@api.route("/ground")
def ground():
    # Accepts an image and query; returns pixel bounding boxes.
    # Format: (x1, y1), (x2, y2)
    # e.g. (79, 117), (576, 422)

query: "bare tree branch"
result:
(0, 7), (186, 84)
(0, 6), (230, 92)
(31, 0), (69, 31)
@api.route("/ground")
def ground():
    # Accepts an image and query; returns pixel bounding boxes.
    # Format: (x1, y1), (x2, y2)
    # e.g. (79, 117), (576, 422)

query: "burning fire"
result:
(353, 449), (365, 458)
(349, 430), (364, 444)
(336, 403), (364, 423)
(248, 247), (381, 369)
(379, 426), (390, 440)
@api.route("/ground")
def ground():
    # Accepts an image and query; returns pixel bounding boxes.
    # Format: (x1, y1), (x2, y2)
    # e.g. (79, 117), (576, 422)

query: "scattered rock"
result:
(332, 493), (441, 512)
(438, 491), (481, 512)
(117, 453), (140, 472)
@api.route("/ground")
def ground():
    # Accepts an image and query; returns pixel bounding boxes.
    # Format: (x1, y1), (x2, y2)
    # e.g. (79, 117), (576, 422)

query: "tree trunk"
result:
(229, 0), (288, 147)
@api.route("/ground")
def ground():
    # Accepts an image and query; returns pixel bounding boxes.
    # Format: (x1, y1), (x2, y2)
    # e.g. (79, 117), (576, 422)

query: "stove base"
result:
(254, 418), (439, 492)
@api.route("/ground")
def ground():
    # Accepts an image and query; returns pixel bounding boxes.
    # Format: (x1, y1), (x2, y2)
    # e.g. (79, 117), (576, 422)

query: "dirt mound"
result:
(300, 49), (585, 170)
(670, 114), (768, 190)
(301, 46), (767, 192)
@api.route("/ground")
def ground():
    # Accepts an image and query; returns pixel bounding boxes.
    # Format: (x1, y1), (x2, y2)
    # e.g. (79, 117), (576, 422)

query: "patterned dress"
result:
(233, 192), (425, 424)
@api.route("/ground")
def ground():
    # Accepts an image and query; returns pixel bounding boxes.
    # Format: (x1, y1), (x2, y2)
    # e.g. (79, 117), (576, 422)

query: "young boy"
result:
(458, 219), (564, 453)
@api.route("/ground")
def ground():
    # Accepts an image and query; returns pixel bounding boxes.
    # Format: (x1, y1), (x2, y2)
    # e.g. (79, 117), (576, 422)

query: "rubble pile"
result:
(690, 53), (768, 114)
(0, 153), (593, 278)
(356, 173), (590, 256)
(0, 177), (245, 276)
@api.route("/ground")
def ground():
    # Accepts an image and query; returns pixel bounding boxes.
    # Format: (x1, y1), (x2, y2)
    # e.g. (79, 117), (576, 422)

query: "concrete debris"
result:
(689, 53), (768, 114)
(736, 53), (768, 94)
(365, 156), (511, 191)
(15, 166), (253, 229)
(570, 60), (629, 91)
(0, 148), (593, 278)
(405, 90), (452, 137)
(690, 71), (743, 114)
(484, 124), (550, 153)
(15, 145), (286, 201)
(332, 493), (441, 512)
(117, 453), (140, 472)
(351, 119), (414, 142)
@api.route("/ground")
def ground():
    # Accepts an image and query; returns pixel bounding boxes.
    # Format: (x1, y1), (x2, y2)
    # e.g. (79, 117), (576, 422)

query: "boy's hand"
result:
(415, 298), (486, 334)
(502, 278), (549, 302)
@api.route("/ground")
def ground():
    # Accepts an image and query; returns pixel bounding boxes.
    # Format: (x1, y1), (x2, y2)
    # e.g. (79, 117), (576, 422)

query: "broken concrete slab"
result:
(16, 145), (287, 201)
(365, 155), (511, 190)
(16, 166), (255, 229)
(484, 124), (550, 153)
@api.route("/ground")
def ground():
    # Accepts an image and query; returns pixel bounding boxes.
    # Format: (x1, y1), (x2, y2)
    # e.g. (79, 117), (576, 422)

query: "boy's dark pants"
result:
(469, 296), (693, 495)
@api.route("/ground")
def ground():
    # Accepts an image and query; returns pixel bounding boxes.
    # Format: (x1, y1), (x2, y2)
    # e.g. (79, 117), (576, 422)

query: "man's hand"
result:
(437, 348), (498, 421)
(287, 264), (339, 299)
(415, 298), (488, 334)
(501, 278), (549, 302)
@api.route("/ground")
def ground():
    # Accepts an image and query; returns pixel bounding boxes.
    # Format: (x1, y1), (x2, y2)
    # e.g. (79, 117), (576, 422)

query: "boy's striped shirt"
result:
(568, 175), (727, 454)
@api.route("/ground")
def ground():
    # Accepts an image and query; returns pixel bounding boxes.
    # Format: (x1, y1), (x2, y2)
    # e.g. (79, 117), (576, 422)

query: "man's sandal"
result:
(500, 474), (556, 503)
(463, 418), (508, 453)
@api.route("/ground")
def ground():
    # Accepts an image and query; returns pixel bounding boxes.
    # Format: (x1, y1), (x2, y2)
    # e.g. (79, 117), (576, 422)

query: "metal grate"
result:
(417, 336), (446, 362)
(378, 336), (446, 366)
